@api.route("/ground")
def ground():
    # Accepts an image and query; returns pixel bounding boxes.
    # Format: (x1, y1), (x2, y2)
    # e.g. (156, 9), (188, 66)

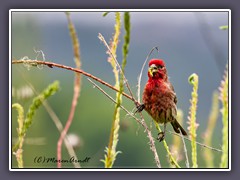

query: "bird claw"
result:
(135, 104), (145, 114)
(157, 132), (165, 142)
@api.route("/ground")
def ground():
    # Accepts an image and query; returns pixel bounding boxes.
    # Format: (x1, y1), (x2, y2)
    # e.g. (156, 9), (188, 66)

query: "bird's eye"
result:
(158, 65), (164, 69)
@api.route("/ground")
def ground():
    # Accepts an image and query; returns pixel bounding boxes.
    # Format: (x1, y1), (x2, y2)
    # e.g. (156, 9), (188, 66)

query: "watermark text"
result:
(34, 156), (90, 164)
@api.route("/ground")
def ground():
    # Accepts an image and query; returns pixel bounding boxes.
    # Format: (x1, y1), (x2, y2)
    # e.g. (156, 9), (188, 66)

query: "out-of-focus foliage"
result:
(11, 12), (229, 168)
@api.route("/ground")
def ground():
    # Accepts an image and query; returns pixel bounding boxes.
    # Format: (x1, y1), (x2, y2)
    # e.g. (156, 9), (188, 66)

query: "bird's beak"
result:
(148, 64), (158, 77)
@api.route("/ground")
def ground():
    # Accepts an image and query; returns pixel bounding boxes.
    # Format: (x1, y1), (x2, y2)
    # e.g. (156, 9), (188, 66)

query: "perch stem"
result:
(12, 60), (135, 103)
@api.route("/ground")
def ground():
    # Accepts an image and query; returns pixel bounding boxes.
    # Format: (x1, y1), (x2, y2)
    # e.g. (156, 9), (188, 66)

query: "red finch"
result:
(137, 59), (187, 141)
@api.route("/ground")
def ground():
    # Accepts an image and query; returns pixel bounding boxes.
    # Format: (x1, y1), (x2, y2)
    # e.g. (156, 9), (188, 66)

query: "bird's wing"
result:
(170, 83), (177, 105)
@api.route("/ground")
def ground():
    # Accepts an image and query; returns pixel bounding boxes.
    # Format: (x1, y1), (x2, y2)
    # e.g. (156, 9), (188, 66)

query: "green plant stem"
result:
(12, 81), (59, 168)
(188, 73), (199, 168)
(203, 91), (219, 167)
(104, 12), (122, 168)
(219, 25), (228, 30)
(23, 81), (59, 135)
(155, 122), (180, 168)
(103, 12), (131, 168)
(220, 65), (228, 168)
(12, 103), (24, 168)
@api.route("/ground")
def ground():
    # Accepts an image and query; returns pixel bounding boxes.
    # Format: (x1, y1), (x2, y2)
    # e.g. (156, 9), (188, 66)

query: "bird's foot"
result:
(135, 104), (145, 114)
(157, 132), (165, 142)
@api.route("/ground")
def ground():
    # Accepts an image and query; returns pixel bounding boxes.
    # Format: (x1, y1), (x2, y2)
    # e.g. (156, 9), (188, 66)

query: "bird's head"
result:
(148, 59), (168, 80)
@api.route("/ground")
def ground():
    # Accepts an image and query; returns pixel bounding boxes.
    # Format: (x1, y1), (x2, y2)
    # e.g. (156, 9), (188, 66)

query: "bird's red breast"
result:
(143, 59), (177, 124)
(142, 59), (187, 136)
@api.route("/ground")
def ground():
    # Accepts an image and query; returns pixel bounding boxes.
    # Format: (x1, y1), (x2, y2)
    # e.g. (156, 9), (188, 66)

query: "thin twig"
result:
(167, 131), (223, 153)
(57, 13), (82, 168)
(179, 128), (190, 168)
(87, 78), (161, 168)
(57, 88), (80, 168)
(139, 113), (161, 168)
(43, 102), (81, 168)
(98, 33), (138, 106)
(137, 46), (158, 102)
(12, 60), (134, 102)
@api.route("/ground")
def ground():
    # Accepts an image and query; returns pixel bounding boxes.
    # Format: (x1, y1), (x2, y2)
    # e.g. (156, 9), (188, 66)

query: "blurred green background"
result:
(11, 11), (228, 168)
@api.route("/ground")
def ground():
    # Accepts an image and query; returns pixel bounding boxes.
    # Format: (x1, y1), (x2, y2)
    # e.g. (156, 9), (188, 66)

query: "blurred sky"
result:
(11, 11), (229, 168)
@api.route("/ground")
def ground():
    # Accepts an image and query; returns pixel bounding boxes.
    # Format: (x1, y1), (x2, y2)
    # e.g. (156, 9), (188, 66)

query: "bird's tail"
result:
(171, 119), (187, 136)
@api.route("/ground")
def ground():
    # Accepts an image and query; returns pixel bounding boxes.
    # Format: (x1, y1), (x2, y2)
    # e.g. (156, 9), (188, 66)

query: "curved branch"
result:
(12, 60), (135, 104)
